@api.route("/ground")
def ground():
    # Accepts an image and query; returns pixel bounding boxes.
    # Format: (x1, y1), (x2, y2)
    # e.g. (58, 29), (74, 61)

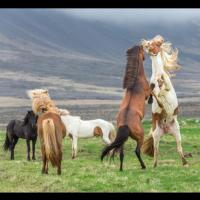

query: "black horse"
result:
(3, 110), (38, 160)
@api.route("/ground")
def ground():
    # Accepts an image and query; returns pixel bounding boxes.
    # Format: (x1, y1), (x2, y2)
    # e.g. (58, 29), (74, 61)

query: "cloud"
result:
(61, 9), (200, 25)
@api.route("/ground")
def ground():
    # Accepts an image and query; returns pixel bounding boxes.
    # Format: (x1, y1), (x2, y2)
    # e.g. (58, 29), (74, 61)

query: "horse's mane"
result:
(160, 42), (181, 73)
(123, 45), (143, 89)
(26, 89), (49, 100)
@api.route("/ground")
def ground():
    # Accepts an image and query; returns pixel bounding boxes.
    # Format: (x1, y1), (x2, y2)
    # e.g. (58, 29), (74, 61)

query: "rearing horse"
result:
(141, 35), (187, 167)
(101, 45), (151, 171)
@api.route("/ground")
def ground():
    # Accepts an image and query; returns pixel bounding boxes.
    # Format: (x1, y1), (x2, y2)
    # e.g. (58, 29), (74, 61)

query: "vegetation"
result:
(0, 119), (200, 192)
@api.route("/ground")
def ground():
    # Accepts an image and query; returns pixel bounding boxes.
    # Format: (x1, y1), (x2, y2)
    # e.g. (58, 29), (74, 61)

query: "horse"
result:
(27, 89), (66, 174)
(37, 112), (66, 175)
(101, 45), (151, 171)
(141, 35), (188, 167)
(59, 109), (116, 159)
(3, 110), (38, 161)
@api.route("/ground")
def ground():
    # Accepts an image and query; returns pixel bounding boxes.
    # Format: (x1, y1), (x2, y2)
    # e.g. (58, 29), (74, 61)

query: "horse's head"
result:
(141, 35), (164, 56)
(23, 110), (38, 129)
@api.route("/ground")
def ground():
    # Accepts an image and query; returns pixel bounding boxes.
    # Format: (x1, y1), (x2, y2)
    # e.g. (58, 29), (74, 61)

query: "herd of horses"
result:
(3, 35), (188, 175)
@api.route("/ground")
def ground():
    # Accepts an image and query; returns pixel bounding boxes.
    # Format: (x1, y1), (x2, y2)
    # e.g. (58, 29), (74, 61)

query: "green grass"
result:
(1, 118), (200, 192)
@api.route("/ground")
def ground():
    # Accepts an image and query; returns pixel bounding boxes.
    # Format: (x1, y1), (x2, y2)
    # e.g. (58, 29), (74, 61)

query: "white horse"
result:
(141, 35), (187, 167)
(59, 109), (116, 159)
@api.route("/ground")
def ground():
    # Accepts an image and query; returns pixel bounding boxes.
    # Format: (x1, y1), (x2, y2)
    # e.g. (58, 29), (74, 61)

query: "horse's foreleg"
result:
(171, 118), (187, 166)
(26, 139), (31, 161)
(32, 138), (37, 160)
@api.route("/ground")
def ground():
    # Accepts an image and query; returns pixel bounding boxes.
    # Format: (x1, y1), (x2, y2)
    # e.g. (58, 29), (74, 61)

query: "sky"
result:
(62, 9), (200, 25)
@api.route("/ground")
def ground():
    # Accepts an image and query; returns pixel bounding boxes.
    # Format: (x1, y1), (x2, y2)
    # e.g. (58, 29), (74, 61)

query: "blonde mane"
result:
(27, 88), (59, 115)
(141, 35), (181, 75)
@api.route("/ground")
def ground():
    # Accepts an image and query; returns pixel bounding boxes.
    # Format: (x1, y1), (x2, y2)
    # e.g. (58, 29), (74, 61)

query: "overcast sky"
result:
(61, 9), (200, 25)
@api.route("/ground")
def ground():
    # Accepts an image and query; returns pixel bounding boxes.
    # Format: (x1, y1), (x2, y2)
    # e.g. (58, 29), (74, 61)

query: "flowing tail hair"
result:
(42, 118), (62, 167)
(3, 134), (10, 151)
(101, 125), (129, 161)
(141, 127), (154, 157)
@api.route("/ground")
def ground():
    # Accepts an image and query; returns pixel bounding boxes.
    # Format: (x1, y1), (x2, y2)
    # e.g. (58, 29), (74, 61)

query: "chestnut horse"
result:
(37, 112), (66, 175)
(27, 89), (66, 175)
(101, 45), (150, 171)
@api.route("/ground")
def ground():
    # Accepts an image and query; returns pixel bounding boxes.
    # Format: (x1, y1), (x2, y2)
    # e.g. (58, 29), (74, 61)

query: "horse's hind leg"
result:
(26, 139), (31, 161)
(119, 145), (124, 171)
(71, 136), (78, 159)
(152, 126), (163, 168)
(32, 138), (37, 160)
(171, 118), (187, 166)
(57, 154), (62, 175)
(135, 140), (146, 169)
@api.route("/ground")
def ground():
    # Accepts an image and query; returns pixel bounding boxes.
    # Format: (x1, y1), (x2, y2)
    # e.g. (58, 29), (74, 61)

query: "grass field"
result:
(0, 119), (200, 192)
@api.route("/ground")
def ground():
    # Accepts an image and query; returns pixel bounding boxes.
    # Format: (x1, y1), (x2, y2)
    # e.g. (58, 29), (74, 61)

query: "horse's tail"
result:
(42, 118), (61, 167)
(3, 134), (10, 151)
(3, 121), (14, 151)
(141, 127), (154, 157)
(101, 125), (129, 161)
(108, 123), (116, 142)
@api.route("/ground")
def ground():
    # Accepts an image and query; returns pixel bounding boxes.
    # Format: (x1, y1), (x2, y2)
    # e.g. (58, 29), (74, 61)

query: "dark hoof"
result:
(32, 157), (36, 161)
(183, 160), (188, 166)
(119, 168), (123, 172)
(148, 95), (153, 104)
(27, 158), (31, 161)
(141, 166), (146, 170)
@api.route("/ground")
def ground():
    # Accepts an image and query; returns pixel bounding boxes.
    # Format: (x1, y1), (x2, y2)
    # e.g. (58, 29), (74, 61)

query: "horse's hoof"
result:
(141, 166), (146, 170)
(32, 157), (36, 161)
(27, 158), (31, 161)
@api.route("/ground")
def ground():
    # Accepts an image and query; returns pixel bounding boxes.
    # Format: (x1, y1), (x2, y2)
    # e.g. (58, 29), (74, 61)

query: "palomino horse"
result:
(27, 89), (66, 174)
(59, 109), (116, 159)
(141, 35), (187, 167)
(101, 45), (151, 171)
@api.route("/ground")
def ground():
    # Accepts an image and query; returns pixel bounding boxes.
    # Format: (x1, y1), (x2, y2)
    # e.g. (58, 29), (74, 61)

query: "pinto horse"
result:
(141, 35), (187, 167)
(59, 109), (116, 159)
(101, 45), (151, 171)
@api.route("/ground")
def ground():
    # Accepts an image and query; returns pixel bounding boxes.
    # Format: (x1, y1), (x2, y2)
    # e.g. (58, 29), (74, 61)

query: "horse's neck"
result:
(151, 53), (165, 77)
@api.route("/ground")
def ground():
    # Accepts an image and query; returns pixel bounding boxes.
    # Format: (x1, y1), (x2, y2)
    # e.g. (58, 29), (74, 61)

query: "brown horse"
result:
(37, 112), (66, 175)
(101, 45), (151, 171)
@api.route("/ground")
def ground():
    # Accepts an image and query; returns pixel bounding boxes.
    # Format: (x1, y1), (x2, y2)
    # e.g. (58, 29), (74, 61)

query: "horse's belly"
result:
(78, 124), (94, 138)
